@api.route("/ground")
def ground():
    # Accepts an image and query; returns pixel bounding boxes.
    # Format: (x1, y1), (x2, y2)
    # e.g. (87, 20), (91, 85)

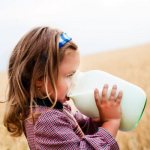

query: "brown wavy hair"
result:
(3, 26), (78, 136)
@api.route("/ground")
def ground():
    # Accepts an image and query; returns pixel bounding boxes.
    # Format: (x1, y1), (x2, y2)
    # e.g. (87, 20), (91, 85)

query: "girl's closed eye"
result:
(66, 74), (73, 79)
(66, 73), (74, 78)
(66, 71), (76, 78)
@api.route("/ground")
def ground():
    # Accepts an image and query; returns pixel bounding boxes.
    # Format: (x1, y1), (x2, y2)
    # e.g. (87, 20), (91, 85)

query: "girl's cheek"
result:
(59, 78), (71, 91)
(57, 76), (72, 93)
(57, 78), (66, 90)
(65, 78), (72, 89)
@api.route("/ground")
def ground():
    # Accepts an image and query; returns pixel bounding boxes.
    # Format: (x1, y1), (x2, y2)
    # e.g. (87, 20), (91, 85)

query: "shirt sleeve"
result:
(34, 110), (119, 150)
(73, 110), (99, 135)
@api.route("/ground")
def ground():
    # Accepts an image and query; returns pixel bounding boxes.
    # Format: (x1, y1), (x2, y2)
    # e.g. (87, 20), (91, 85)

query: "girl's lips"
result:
(65, 96), (70, 101)
(62, 96), (70, 102)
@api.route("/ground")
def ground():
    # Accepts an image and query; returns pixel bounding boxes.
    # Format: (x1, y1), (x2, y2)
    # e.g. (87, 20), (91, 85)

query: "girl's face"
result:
(37, 49), (80, 103)
(56, 49), (80, 103)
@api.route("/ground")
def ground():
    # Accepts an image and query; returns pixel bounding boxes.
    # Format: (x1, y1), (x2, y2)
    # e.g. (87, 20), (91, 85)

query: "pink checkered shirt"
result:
(23, 99), (119, 150)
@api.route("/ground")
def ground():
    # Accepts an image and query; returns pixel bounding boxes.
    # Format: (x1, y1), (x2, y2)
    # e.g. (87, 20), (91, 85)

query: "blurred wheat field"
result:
(0, 43), (150, 150)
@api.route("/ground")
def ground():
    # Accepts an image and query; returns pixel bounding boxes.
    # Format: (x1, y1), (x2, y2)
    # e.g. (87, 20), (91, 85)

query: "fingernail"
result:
(113, 84), (117, 89)
(95, 88), (99, 93)
(95, 89), (99, 98)
(119, 91), (123, 97)
(104, 84), (108, 88)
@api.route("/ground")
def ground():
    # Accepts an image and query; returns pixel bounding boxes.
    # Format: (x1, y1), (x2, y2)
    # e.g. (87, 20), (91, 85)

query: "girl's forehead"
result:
(59, 50), (80, 74)
(64, 48), (79, 56)
(63, 48), (80, 60)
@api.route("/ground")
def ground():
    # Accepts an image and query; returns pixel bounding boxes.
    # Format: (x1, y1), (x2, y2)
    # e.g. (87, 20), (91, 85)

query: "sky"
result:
(0, 0), (150, 71)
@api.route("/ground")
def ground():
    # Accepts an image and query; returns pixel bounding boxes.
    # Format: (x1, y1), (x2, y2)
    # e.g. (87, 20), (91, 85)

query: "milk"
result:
(67, 70), (147, 131)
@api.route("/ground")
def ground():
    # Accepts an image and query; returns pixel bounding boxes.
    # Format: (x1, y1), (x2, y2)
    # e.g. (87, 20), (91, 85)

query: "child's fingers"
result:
(116, 91), (123, 104)
(101, 84), (108, 102)
(109, 85), (117, 101)
(94, 88), (101, 107)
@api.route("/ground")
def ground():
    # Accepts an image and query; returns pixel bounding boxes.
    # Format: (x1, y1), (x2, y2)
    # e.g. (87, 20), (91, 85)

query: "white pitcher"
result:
(67, 70), (147, 131)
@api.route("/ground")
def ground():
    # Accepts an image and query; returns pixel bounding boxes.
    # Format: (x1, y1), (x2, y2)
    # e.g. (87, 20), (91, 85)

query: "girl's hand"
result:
(94, 84), (123, 137)
(94, 84), (122, 123)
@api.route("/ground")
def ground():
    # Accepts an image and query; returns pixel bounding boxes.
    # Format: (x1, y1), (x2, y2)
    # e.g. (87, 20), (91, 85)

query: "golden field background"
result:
(0, 43), (150, 150)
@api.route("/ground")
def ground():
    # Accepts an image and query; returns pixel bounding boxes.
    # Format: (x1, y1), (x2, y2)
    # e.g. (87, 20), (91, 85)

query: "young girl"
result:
(4, 26), (122, 150)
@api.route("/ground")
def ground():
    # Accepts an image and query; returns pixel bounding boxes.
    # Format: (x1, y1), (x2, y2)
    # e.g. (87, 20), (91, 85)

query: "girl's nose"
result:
(67, 81), (72, 90)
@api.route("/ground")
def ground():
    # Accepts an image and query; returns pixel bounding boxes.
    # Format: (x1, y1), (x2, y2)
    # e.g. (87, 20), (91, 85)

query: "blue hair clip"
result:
(59, 33), (72, 48)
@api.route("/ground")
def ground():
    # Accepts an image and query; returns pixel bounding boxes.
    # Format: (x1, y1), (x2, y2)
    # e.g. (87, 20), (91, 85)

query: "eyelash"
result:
(67, 74), (74, 78)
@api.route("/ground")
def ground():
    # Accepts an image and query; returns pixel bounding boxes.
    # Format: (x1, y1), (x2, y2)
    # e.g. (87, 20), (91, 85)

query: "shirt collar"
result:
(34, 97), (63, 109)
